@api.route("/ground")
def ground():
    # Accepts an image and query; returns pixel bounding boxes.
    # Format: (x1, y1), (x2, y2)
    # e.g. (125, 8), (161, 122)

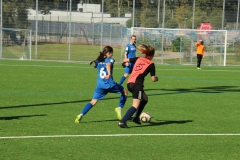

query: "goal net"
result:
(0, 28), (32, 60)
(121, 27), (227, 66)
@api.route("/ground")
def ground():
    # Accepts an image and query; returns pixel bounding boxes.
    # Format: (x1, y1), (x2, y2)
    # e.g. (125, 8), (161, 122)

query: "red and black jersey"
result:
(127, 57), (156, 86)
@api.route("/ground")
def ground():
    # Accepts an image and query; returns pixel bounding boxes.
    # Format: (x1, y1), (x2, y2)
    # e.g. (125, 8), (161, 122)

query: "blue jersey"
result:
(94, 58), (116, 89)
(125, 43), (136, 58)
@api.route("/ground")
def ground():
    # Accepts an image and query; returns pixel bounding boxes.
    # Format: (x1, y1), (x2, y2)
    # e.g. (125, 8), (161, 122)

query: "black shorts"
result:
(127, 83), (144, 100)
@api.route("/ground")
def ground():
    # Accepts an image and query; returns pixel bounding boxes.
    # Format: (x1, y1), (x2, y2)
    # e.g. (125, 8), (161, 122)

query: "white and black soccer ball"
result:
(140, 112), (151, 123)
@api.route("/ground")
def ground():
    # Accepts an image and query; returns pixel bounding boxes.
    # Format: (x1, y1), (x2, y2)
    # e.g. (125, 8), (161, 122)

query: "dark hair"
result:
(131, 35), (136, 38)
(90, 46), (113, 65)
(137, 44), (155, 57)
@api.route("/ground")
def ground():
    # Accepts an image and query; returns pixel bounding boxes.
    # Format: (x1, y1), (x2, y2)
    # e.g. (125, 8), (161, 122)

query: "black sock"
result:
(120, 106), (137, 123)
(135, 100), (148, 118)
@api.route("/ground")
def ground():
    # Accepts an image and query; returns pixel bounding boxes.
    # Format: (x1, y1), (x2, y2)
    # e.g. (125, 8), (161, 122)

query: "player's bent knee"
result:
(142, 93), (148, 101)
(123, 89), (128, 96)
(90, 99), (98, 106)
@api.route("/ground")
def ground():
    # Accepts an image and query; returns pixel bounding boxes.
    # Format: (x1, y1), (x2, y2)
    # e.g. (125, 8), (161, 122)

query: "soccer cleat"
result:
(75, 115), (83, 123)
(115, 107), (122, 120)
(118, 122), (129, 128)
(197, 67), (201, 69)
(132, 117), (141, 125)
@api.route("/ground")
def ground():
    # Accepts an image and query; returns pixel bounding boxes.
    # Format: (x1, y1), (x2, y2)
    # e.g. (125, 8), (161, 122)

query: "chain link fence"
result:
(1, 0), (240, 65)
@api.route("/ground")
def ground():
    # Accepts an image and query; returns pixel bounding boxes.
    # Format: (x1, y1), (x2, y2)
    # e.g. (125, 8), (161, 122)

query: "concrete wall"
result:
(27, 9), (130, 27)
(77, 3), (101, 12)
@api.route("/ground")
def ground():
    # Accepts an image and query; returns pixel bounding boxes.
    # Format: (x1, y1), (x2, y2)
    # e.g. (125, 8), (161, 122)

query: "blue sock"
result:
(119, 76), (126, 85)
(120, 106), (136, 123)
(81, 103), (93, 115)
(118, 95), (127, 108)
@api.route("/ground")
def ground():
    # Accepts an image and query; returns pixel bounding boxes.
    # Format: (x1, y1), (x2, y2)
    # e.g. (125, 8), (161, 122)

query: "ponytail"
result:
(137, 44), (155, 57)
(90, 46), (113, 66)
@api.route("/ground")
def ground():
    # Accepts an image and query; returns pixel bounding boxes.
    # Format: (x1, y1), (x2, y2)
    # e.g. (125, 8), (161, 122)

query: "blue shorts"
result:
(93, 84), (124, 100)
(124, 62), (134, 74)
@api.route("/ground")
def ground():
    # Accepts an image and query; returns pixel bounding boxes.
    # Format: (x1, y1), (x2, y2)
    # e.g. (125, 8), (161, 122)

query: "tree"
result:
(2, 0), (34, 28)
(32, 0), (81, 11)
(165, 18), (178, 28)
(126, 17), (141, 28)
(2, 0), (34, 45)
(2, 1), (15, 28)
(142, 17), (159, 28)
(2, 0), (238, 30)
(174, 6), (191, 28)
(208, 9), (224, 29)
(126, 18), (132, 28)
(139, 0), (158, 27)
(105, 0), (119, 17)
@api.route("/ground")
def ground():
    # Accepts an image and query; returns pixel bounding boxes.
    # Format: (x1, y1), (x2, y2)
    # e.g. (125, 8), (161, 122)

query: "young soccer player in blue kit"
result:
(75, 46), (128, 123)
(116, 35), (137, 118)
(118, 35), (137, 85)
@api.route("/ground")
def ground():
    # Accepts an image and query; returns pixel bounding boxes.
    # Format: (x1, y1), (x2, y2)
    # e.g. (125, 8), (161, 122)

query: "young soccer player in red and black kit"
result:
(118, 44), (158, 128)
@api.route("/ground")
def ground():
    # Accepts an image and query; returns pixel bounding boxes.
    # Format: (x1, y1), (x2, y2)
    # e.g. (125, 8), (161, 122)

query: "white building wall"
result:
(77, 3), (101, 12)
(27, 3), (131, 27)
(27, 9), (130, 26)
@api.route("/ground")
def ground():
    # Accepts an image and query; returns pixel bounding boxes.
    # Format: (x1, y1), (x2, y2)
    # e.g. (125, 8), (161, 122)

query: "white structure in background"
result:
(27, 2), (131, 27)
(77, 2), (100, 12)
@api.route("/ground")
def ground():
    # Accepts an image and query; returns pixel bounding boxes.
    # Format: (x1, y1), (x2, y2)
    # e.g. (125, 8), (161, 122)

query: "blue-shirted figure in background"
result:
(119, 35), (137, 86)
(75, 46), (128, 123)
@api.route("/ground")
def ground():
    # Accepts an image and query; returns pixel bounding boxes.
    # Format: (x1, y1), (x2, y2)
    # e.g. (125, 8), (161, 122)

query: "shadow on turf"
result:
(145, 85), (240, 94)
(2, 86), (238, 110)
(0, 114), (47, 120)
(79, 119), (119, 123)
(0, 97), (119, 110)
(131, 119), (194, 128)
(78, 118), (193, 128)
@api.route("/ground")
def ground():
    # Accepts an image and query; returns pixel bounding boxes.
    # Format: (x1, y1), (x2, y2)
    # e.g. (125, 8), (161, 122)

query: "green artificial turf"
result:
(0, 60), (240, 160)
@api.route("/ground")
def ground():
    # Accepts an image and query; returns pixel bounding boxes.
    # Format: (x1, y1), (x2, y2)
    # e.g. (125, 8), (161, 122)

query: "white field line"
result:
(0, 134), (240, 139)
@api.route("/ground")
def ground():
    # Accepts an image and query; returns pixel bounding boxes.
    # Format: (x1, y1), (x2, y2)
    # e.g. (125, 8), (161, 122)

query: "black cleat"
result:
(118, 122), (129, 128)
(132, 117), (141, 125)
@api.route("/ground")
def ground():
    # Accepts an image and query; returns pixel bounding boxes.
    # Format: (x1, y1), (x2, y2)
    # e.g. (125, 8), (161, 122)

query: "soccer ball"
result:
(140, 112), (151, 123)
